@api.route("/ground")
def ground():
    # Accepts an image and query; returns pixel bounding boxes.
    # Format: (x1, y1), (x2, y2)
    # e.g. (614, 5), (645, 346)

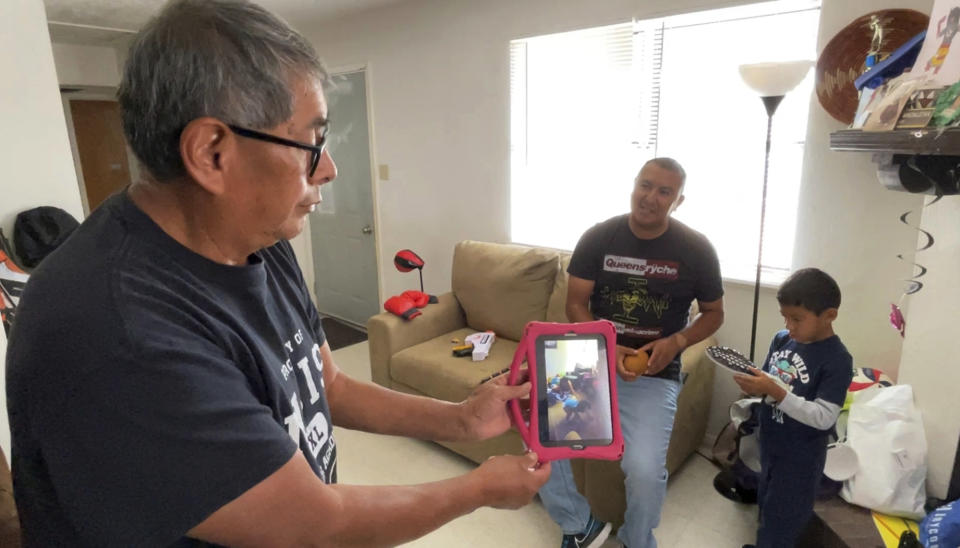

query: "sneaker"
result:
(561, 515), (611, 548)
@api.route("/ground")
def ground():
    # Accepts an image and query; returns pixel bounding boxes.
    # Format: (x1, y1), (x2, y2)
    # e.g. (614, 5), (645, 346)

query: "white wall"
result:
(303, 0), (933, 440)
(899, 197), (960, 500)
(51, 42), (121, 88)
(0, 0), (85, 458)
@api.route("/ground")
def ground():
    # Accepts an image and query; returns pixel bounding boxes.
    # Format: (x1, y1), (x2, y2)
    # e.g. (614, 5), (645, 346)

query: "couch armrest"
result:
(666, 334), (716, 473)
(679, 334), (715, 376)
(366, 292), (467, 387)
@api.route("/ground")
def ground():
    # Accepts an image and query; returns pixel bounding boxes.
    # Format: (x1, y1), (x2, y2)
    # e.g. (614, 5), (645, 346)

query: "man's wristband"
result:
(674, 332), (688, 349)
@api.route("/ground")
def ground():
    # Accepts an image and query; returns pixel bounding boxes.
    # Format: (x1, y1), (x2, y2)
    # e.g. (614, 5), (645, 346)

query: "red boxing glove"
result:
(401, 290), (430, 308)
(401, 290), (439, 307)
(385, 295), (421, 320)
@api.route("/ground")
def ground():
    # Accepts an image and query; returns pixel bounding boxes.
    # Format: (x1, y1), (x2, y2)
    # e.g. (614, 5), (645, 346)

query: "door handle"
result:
(361, 225), (373, 235)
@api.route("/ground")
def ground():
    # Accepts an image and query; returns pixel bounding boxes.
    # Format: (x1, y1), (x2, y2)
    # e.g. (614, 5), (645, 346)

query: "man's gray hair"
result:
(118, 0), (327, 182)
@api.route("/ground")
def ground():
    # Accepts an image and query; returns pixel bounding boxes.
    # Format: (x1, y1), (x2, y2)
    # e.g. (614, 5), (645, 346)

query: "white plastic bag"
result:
(840, 384), (927, 518)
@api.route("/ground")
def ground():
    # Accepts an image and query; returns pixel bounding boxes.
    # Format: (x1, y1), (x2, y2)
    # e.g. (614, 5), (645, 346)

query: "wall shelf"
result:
(830, 128), (960, 155)
(829, 129), (960, 195)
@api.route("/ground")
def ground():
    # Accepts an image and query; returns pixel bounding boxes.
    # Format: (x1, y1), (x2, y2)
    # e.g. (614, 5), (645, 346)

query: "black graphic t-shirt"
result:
(6, 192), (336, 547)
(568, 215), (723, 380)
(759, 330), (853, 451)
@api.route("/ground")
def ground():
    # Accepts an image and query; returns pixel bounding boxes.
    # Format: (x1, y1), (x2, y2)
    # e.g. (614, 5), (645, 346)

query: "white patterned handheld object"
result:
(707, 345), (793, 403)
(706, 346), (757, 375)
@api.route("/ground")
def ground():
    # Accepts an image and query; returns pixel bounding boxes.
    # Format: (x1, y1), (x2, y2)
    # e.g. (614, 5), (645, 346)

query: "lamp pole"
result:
(749, 95), (784, 363)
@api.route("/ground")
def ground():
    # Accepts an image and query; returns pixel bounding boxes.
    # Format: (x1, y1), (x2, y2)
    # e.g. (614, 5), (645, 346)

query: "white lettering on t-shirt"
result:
(603, 255), (679, 280)
(766, 348), (812, 424)
(304, 412), (329, 458)
(284, 391), (330, 460)
(310, 343), (325, 388)
(280, 359), (293, 381)
(284, 393), (305, 442)
(767, 350), (810, 384)
(295, 356), (320, 404)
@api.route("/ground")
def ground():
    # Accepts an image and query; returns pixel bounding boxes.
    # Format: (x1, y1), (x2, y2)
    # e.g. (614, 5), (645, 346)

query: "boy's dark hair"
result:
(776, 268), (841, 315)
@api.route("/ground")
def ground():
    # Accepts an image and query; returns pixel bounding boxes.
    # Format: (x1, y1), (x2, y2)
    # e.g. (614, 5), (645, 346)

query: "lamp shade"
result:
(739, 60), (814, 96)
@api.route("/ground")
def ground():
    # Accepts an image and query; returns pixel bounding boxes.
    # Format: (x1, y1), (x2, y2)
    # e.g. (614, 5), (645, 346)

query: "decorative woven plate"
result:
(816, 9), (929, 124)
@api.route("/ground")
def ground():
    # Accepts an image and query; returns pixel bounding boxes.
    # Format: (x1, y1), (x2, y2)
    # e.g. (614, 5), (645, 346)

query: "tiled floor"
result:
(331, 342), (758, 547)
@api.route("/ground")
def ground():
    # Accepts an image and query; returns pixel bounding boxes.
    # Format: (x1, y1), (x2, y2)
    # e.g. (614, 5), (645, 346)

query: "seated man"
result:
(539, 158), (725, 548)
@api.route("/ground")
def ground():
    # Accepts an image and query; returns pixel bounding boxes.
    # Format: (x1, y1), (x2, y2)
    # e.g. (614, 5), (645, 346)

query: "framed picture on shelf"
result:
(863, 77), (925, 131)
(896, 86), (947, 128)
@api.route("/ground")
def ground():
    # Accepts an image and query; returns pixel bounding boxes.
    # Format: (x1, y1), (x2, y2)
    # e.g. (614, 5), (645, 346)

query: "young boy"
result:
(733, 268), (853, 548)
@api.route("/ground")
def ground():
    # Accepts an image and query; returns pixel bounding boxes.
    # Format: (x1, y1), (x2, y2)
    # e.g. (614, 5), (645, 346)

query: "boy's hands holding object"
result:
(707, 345), (792, 404)
(734, 366), (788, 403)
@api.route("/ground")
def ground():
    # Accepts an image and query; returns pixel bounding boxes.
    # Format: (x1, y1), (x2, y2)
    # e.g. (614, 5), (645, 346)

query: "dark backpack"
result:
(712, 397), (843, 504)
(712, 398), (762, 503)
(14, 206), (79, 268)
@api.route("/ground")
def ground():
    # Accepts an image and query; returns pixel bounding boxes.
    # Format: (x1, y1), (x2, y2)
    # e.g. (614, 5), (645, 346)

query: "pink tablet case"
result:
(507, 320), (624, 462)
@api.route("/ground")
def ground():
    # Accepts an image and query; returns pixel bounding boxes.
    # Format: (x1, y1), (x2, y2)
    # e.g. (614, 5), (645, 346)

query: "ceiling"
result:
(44, 0), (407, 45)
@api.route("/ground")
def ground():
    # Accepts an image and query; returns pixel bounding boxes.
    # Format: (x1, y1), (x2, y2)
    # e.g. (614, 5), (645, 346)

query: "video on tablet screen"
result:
(537, 336), (613, 446)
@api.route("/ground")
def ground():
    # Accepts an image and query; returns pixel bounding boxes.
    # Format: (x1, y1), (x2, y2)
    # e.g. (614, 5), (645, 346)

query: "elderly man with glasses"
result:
(5, 1), (549, 546)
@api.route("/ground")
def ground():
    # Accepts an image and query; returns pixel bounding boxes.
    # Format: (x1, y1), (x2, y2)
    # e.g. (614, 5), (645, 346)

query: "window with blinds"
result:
(510, 0), (821, 284)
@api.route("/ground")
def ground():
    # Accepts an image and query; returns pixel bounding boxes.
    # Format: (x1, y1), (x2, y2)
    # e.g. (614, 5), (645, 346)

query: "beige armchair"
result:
(367, 240), (715, 527)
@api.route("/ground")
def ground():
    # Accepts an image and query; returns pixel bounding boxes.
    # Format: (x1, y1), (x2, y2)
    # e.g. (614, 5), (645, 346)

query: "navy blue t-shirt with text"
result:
(6, 191), (336, 547)
(759, 330), (853, 451)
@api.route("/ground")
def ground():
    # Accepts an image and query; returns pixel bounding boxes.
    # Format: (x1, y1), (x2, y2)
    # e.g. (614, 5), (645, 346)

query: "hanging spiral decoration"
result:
(897, 193), (941, 294)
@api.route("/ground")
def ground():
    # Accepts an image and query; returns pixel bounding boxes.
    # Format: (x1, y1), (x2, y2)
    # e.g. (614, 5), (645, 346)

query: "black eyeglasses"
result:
(227, 124), (329, 177)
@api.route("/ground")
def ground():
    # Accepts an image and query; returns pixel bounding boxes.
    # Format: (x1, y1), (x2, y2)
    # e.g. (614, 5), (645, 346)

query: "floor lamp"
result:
(738, 61), (812, 362)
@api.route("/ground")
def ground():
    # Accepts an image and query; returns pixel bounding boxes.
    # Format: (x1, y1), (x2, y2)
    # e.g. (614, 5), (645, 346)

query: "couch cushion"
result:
(452, 241), (559, 341)
(391, 327), (520, 403)
(545, 252), (571, 323)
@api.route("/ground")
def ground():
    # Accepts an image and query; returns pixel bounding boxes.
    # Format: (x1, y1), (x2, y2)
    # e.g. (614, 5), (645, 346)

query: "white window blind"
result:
(510, 22), (640, 252)
(510, 0), (821, 283)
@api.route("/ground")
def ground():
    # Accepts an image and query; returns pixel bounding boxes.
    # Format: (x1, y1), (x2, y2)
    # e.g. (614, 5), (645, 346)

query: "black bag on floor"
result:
(712, 397), (844, 505)
(14, 206), (79, 268)
(712, 397), (762, 504)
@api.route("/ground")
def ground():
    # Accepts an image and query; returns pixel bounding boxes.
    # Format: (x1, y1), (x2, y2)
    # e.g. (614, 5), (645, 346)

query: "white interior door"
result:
(310, 69), (379, 327)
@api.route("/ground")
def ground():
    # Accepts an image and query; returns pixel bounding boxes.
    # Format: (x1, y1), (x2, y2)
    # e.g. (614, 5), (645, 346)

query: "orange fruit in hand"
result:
(623, 351), (649, 375)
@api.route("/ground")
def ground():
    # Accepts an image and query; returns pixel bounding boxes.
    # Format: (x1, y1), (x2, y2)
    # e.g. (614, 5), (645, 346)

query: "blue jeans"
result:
(538, 375), (680, 548)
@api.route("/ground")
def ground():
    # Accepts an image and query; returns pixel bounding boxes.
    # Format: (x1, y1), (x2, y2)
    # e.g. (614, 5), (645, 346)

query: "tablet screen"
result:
(535, 333), (614, 449)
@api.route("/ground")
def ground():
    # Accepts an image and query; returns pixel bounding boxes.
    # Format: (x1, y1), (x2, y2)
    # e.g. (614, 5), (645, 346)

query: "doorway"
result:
(309, 69), (380, 328)
(67, 99), (132, 212)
